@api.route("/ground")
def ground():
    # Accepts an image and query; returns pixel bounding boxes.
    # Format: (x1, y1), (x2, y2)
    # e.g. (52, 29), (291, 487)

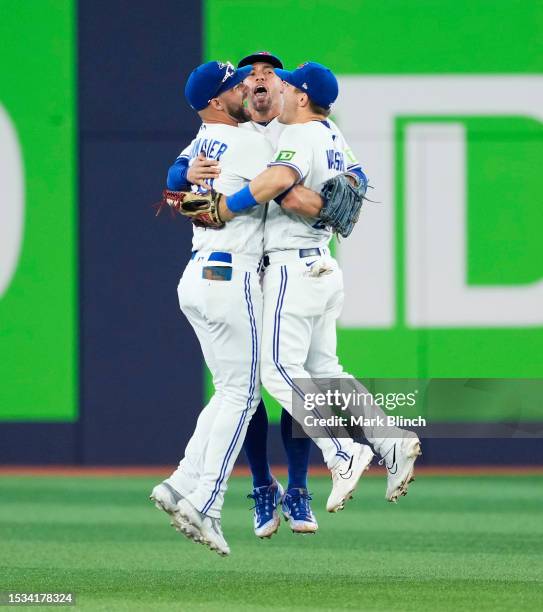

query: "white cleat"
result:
(176, 498), (230, 557)
(284, 513), (319, 534)
(326, 443), (374, 512)
(254, 513), (281, 539)
(150, 482), (202, 543)
(379, 434), (422, 502)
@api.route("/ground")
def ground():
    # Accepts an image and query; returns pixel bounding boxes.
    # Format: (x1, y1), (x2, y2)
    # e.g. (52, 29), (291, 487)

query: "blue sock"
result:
(243, 400), (273, 488)
(281, 409), (311, 490)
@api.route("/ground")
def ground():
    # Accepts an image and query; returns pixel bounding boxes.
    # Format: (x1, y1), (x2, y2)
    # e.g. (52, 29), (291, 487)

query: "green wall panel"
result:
(204, 0), (543, 423)
(0, 0), (78, 421)
(205, 0), (542, 74)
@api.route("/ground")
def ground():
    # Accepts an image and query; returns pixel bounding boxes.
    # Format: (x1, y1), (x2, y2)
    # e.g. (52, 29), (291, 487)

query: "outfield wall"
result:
(0, 0), (542, 464)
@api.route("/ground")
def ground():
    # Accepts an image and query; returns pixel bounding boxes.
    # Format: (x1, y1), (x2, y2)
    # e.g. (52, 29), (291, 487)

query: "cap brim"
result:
(238, 53), (283, 69)
(230, 64), (253, 86)
(274, 68), (298, 87)
(216, 65), (252, 96)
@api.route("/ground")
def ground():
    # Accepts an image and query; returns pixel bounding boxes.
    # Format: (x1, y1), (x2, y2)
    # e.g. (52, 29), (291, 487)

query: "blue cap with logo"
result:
(185, 61), (252, 111)
(275, 62), (339, 109)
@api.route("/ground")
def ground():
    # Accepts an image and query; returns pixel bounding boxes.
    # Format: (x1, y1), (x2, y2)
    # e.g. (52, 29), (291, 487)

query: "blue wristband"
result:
(226, 185), (259, 213)
(348, 167), (368, 188)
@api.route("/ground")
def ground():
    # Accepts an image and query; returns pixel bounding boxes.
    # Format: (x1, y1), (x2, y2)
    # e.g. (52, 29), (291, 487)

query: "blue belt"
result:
(299, 248), (323, 258)
(190, 251), (232, 263)
(263, 248), (324, 268)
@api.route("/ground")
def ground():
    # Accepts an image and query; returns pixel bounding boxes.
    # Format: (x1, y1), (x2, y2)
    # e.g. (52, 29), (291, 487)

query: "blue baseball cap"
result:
(237, 51), (283, 69)
(185, 61), (252, 111)
(275, 62), (339, 109)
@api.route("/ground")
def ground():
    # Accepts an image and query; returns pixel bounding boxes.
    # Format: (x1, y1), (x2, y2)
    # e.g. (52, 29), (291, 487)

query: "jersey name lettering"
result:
(326, 149), (345, 171)
(191, 138), (228, 161)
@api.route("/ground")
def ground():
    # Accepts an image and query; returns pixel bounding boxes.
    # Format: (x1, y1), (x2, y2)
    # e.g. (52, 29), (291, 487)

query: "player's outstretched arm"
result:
(218, 165), (298, 221)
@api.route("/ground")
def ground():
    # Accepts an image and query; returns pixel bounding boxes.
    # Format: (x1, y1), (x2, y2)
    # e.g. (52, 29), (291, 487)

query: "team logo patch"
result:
(276, 150), (295, 161)
(218, 61), (235, 82)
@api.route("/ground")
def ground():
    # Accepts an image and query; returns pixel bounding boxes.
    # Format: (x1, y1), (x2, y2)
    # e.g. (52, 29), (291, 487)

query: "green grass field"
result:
(1, 474), (542, 611)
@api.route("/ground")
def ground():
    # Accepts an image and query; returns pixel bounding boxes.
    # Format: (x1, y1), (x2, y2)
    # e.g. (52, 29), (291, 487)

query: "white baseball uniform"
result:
(240, 117), (285, 148)
(259, 119), (386, 468)
(166, 122), (273, 518)
(241, 116), (361, 165)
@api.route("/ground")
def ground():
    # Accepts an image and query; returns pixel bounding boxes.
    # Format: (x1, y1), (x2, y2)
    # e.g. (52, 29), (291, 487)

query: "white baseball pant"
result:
(167, 251), (262, 518)
(260, 249), (399, 467)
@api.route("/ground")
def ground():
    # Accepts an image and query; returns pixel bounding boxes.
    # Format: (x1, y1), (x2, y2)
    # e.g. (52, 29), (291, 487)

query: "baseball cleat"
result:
(176, 498), (230, 556)
(247, 480), (284, 539)
(379, 434), (422, 502)
(326, 443), (374, 512)
(282, 488), (318, 534)
(150, 482), (202, 542)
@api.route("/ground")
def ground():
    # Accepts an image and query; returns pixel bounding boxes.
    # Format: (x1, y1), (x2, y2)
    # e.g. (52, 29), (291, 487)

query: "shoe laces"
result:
(285, 488), (313, 521)
(247, 484), (277, 520)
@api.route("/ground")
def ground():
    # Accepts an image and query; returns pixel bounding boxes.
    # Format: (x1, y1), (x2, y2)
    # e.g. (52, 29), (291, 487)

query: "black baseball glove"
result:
(319, 172), (368, 238)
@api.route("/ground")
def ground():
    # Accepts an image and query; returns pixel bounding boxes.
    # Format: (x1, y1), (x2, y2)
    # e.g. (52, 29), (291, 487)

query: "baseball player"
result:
(162, 55), (321, 540)
(180, 52), (367, 538)
(217, 62), (422, 510)
(237, 53), (317, 536)
(151, 60), (275, 556)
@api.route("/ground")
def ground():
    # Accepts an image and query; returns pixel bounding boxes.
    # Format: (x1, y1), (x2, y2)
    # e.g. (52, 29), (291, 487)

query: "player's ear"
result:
(209, 97), (223, 111)
(299, 92), (310, 108)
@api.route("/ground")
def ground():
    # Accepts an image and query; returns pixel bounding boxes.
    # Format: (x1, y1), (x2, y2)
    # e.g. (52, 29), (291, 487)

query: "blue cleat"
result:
(248, 480), (284, 539)
(282, 488), (318, 534)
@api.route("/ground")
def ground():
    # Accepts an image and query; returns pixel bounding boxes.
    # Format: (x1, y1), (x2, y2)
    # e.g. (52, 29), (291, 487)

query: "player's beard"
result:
(250, 92), (273, 114)
(225, 99), (252, 124)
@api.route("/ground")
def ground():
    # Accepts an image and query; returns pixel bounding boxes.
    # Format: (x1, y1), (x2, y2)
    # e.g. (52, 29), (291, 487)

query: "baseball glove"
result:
(157, 189), (225, 229)
(319, 173), (368, 238)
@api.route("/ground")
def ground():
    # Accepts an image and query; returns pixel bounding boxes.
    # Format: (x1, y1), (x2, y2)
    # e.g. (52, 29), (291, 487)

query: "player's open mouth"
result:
(253, 85), (268, 99)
